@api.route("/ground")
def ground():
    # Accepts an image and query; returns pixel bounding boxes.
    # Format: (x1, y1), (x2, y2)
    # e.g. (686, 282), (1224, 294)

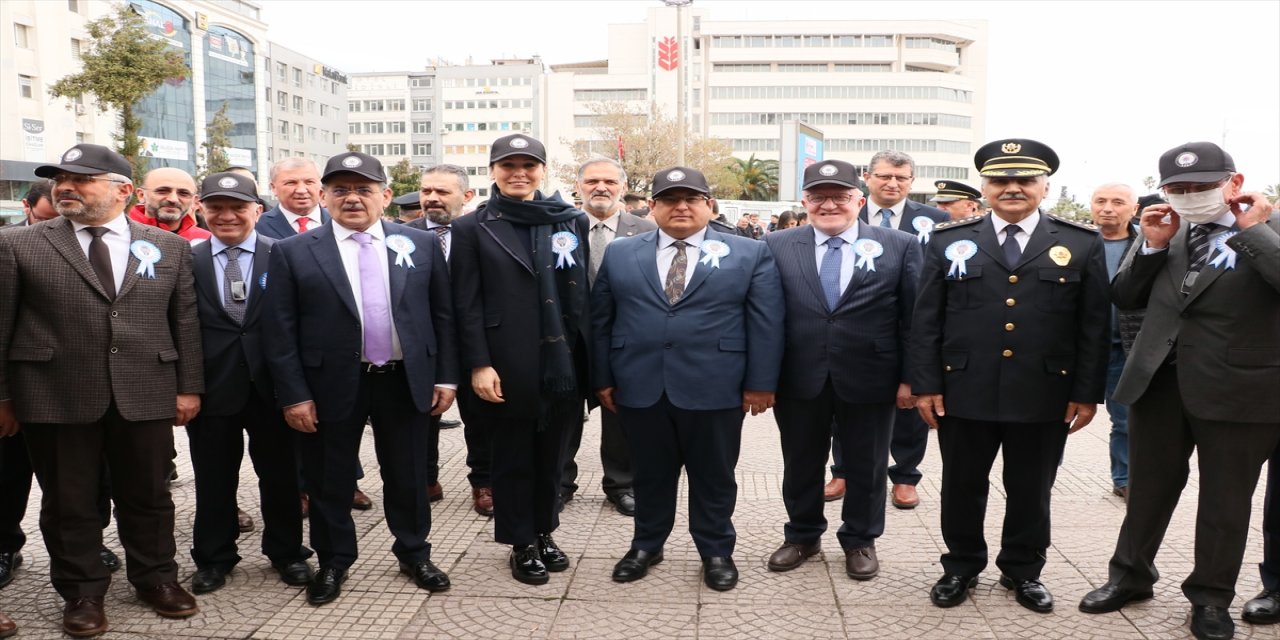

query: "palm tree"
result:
(1264, 183), (1279, 205)
(727, 154), (779, 201)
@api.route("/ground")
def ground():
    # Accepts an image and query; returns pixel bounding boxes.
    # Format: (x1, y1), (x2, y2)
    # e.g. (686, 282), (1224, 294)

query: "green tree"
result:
(1264, 183), (1279, 205)
(1142, 176), (1157, 193)
(726, 154), (779, 201)
(49, 4), (190, 183)
(346, 143), (361, 153)
(1047, 186), (1090, 221)
(199, 101), (233, 179)
(554, 101), (735, 198)
(386, 158), (421, 217)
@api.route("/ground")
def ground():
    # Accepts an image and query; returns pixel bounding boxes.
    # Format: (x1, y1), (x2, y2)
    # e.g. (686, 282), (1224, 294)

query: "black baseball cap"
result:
(651, 166), (710, 198)
(322, 152), (387, 183)
(392, 192), (422, 211)
(974, 138), (1059, 177)
(1157, 142), (1235, 187)
(35, 144), (133, 179)
(489, 134), (546, 164)
(199, 172), (259, 202)
(803, 160), (859, 189)
(930, 180), (982, 203)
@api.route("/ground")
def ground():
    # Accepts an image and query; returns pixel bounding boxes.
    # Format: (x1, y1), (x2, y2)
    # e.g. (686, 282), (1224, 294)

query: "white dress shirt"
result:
(869, 198), (907, 229)
(332, 221), (403, 362)
(657, 226), (706, 285)
(282, 206), (322, 233)
(812, 222), (860, 296)
(991, 210), (1041, 252)
(72, 212), (131, 294)
(209, 231), (258, 305)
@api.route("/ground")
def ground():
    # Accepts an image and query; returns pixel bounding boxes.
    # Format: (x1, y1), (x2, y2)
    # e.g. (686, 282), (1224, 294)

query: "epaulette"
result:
(933, 215), (983, 231)
(1047, 214), (1099, 232)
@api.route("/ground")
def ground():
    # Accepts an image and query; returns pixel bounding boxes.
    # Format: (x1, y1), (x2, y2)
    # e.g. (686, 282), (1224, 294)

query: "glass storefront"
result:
(131, 0), (196, 174)
(204, 26), (257, 172)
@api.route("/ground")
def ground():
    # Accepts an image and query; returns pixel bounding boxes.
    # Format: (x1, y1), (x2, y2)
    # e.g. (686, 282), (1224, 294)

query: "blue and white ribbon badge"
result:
(258, 272), (269, 290)
(385, 234), (416, 268)
(551, 231), (579, 269)
(1209, 232), (1238, 270)
(853, 238), (884, 272)
(699, 239), (731, 268)
(945, 240), (978, 278)
(912, 216), (935, 244)
(130, 240), (162, 279)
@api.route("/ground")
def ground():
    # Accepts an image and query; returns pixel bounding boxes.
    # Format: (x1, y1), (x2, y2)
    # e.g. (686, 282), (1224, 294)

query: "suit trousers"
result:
(294, 367), (433, 570)
(831, 407), (926, 485)
(0, 432), (33, 554)
(619, 395), (744, 558)
(186, 394), (311, 570)
(775, 382), (895, 550)
(1261, 447), (1280, 591)
(936, 415), (1068, 580)
(23, 406), (178, 600)
(562, 404), (634, 498)
(489, 414), (569, 546)
(457, 383), (492, 489)
(1106, 364), (1280, 607)
(427, 414), (442, 486)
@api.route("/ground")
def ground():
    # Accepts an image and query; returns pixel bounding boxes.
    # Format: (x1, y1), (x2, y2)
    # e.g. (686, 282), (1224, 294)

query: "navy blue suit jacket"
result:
(764, 224), (921, 403)
(859, 200), (948, 242)
(591, 226), (784, 411)
(264, 221), (457, 422)
(255, 205), (331, 240)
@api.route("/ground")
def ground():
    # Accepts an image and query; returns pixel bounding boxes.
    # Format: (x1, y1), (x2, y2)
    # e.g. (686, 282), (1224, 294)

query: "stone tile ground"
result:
(3, 406), (1276, 639)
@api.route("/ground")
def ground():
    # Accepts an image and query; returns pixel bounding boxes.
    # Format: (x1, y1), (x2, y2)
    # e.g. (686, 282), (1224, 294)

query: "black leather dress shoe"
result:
(1190, 605), (1234, 640)
(703, 557), (738, 591)
(612, 549), (664, 582)
(510, 545), (549, 585)
(537, 533), (569, 572)
(0, 552), (21, 589)
(1244, 590), (1280, 624)
(191, 566), (229, 594)
(307, 567), (347, 605)
(999, 575), (1053, 613)
(608, 492), (636, 517)
(1078, 581), (1154, 613)
(930, 574), (978, 608)
(400, 560), (450, 592)
(99, 547), (121, 572)
(272, 560), (314, 586)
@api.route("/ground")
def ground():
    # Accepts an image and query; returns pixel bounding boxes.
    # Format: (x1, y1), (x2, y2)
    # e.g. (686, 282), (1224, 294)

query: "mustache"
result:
(342, 204), (366, 211)
(57, 192), (84, 203)
(999, 194), (1028, 200)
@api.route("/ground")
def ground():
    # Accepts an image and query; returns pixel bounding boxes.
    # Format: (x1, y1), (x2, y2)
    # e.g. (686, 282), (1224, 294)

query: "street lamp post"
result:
(663, 0), (692, 166)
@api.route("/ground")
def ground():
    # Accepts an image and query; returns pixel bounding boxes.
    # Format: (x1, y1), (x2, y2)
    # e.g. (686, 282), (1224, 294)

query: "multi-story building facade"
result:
(263, 42), (349, 175)
(345, 70), (437, 176)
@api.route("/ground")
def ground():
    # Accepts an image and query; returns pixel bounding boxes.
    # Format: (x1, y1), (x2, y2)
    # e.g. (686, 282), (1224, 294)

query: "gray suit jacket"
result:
(1112, 213), (1280, 422)
(0, 215), (204, 423)
(588, 211), (658, 282)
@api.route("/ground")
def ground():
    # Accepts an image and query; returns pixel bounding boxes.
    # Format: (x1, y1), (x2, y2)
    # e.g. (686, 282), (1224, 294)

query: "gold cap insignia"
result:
(935, 182), (946, 189)
(1002, 142), (1022, 154)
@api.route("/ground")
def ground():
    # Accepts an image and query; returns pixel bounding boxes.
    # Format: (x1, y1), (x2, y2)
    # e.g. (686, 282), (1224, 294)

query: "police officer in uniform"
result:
(910, 139), (1110, 613)
(929, 180), (984, 220)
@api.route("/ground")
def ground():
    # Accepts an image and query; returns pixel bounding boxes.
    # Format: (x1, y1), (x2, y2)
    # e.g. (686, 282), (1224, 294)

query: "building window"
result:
(18, 75), (34, 99)
(294, 123), (303, 142)
(573, 88), (647, 101)
(387, 99), (404, 111)
(413, 98), (431, 112)
(292, 67), (302, 86)
(14, 24), (31, 49)
(363, 144), (384, 155)
(413, 143), (431, 156)
(712, 63), (770, 72)
(308, 126), (316, 140)
(293, 95), (303, 113)
(834, 63), (892, 72)
(413, 120), (430, 134)
(277, 90), (288, 107)
(76, 132), (86, 143)
(320, 104), (330, 117)
(279, 120), (289, 135)
(68, 0), (81, 12)
(70, 38), (83, 60)
(409, 76), (432, 88)
(307, 99), (316, 113)
(277, 62), (288, 83)
(387, 143), (405, 156)
(349, 122), (360, 134)
(365, 100), (385, 112)
(389, 121), (405, 134)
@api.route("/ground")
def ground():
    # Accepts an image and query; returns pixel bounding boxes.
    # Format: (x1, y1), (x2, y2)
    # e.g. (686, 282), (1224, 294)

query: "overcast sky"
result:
(261, 0), (1280, 200)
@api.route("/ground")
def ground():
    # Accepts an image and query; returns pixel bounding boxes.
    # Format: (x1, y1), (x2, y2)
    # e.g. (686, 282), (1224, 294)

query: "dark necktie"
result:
(433, 225), (450, 256)
(222, 247), (246, 325)
(664, 240), (688, 304)
(1183, 223), (1218, 295)
(820, 236), (845, 311)
(85, 226), (115, 300)
(879, 208), (894, 228)
(1002, 225), (1022, 268)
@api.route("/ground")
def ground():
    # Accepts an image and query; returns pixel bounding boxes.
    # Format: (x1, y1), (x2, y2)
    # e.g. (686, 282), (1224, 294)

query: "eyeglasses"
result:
(869, 173), (914, 183)
(653, 195), (709, 207)
(328, 186), (378, 198)
(1163, 179), (1227, 196)
(806, 194), (855, 205)
(48, 174), (126, 186)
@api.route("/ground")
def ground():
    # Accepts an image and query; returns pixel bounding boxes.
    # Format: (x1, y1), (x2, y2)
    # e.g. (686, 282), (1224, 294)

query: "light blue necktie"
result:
(820, 236), (844, 311)
(879, 208), (894, 228)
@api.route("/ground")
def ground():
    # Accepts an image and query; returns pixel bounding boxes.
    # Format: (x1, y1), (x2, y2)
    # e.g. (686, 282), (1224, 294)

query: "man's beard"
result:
(56, 196), (115, 224)
(425, 207), (454, 226)
(147, 201), (187, 223)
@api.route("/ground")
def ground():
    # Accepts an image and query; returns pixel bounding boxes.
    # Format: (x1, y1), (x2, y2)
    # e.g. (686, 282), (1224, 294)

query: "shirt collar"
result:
(72, 211), (129, 236)
(425, 219), (451, 229)
(210, 231), (257, 256)
(812, 221), (859, 246)
(658, 225), (708, 250)
(281, 205), (321, 222)
(334, 220), (385, 243)
(869, 198), (906, 218)
(590, 210), (622, 233)
(991, 210), (1041, 237)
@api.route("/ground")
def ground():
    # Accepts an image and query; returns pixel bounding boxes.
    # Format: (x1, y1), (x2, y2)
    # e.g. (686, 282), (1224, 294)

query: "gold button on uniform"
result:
(1008, 275), (1019, 283)
(1058, 277), (1066, 283)
(945, 365), (953, 372)
(1060, 369), (1068, 375)
(1002, 349), (1013, 358)
(1006, 298), (1016, 307)
(1005, 323), (1015, 331)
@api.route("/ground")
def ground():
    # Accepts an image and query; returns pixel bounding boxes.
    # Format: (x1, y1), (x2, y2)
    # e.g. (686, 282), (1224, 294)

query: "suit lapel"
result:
(1166, 224), (1191, 301)
(1182, 223), (1236, 308)
(837, 226), (876, 306)
(243, 237), (272, 324)
(384, 222), (409, 310)
(308, 224), (359, 319)
(1016, 217), (1058, 270)
(634, 233), (666, 301)
(973, 215), (1004, 267)
(114, 221), (147, 300)
(44, 217), (113, 301)
(192, 240), (222, 313)
(679, 230), (723, 302)
(262, 209), (294, 238)
(897, 202), (916, 232)
(479, 212), (534, 274)
(793, 229), (827, 306)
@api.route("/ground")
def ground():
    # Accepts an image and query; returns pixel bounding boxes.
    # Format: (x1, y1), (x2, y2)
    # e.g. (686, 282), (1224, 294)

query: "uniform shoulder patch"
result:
(933, 215), (984, 231)
(1046, 214), (1099, 232)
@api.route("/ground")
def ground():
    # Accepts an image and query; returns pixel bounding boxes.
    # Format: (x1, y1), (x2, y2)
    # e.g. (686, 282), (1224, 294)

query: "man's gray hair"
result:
(269, 157), (321, 183)
(423, 164), (470, 191)
(868, 150), (916, 173)
(577, 155), (627, 186)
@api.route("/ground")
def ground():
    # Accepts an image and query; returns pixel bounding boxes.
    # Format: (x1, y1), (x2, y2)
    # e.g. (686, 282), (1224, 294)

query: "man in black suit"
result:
(264, 152), (458, 605)
(848, 150), (950, 511)
(911, 139), (1109, 613)
(1078, 142), (1280, 640)
(184, 173), (313, 594)
(562, 157), (657, 517)
(764, 160), (922, 581)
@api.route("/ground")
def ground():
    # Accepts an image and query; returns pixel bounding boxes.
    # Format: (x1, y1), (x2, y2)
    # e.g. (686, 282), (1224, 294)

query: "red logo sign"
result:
(658, 37), (679, 71)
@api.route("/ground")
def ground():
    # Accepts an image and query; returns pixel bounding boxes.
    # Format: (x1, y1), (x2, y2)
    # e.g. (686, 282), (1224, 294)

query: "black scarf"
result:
(488, 187), (587, 425)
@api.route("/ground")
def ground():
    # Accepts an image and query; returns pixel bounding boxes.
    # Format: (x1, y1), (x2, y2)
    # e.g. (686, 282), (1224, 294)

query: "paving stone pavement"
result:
(3, 405), (1276, 639)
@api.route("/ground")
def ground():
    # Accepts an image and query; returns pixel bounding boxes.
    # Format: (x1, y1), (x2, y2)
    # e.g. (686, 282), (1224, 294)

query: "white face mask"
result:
(1167, 187), (1229, 224)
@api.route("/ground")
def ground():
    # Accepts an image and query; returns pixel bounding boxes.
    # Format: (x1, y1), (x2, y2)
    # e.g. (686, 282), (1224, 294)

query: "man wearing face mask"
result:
(1079, 142), (1280, 640)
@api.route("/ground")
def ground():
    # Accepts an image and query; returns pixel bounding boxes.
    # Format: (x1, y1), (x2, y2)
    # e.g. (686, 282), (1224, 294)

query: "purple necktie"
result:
(352, 232), (393, 365)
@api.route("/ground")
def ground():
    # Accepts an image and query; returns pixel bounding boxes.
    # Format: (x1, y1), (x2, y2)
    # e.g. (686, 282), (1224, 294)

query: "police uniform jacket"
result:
(909, 212), (1110, 423)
